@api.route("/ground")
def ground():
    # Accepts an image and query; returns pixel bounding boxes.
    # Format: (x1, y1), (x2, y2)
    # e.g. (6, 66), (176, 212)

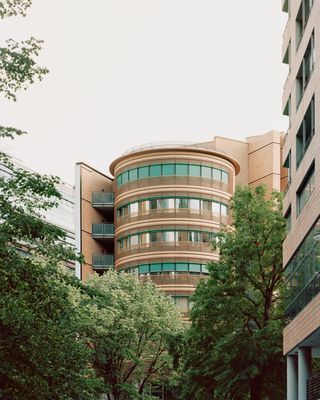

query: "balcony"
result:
(92, 253), (114, 270)
(92, 223), (114, 241)
(92, 192), (114, 211)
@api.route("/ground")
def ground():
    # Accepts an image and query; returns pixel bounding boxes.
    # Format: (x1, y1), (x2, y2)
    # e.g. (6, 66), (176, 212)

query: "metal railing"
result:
(92, 223), (114, 237)
(122, 141), (228, 156)
(92, 254), (114, 269)
(92, 192), (114, 206)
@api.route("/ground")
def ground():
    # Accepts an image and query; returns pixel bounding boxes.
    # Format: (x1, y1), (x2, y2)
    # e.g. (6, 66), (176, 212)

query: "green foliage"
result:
(0, 0), (32, 18)
(0, 154), (104, 399)
(0, 37), (49, 101)
(0, 1), (105, 398)
(76, 271), (185, 400)
(0, 125), (26, 139)
(182, 185), (286, 400)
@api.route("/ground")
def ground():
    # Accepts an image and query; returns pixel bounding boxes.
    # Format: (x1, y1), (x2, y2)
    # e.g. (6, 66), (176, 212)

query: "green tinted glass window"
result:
(176, 263), (188, 272)
(177, 198), (189, 208)
(139, 264), (149, 274)
(221, 171), (229, 183)
(150, 232), (157, 242)
(150, 263), (162, 272)
(189, 263), (201, 272)
(150, 164), (162, 176)
(117, 175), (122, 186)
(212, 168), (221, 181)
(163, 263), (175, 272)
(202, 265), (209, 274)
(162, 164), (175, 176)
(122, 171), (129, 184)
(129, 168), (138, 181)
(150, 199), (158, 209)
(138, 166), (149, 178)
(201, 166), (212, 178)
(189, 165), (201, 177)
(176, 164), (188, 176)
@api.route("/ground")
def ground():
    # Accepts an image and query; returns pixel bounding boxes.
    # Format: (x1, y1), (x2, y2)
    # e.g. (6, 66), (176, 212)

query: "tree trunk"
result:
(250, 375), (263, 400)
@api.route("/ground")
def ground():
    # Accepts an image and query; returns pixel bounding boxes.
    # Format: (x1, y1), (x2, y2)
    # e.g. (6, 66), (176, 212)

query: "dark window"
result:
(296, 32), (315, 108)
(297, 162), (315, 215)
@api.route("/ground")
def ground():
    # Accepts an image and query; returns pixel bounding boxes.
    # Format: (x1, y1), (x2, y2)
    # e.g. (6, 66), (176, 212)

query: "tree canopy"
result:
(182, 185), (286, 400)
(76, 271), (185, 400)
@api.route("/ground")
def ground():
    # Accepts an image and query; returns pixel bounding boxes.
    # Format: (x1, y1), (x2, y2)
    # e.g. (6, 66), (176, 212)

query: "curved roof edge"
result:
(109, 146), (241, 176)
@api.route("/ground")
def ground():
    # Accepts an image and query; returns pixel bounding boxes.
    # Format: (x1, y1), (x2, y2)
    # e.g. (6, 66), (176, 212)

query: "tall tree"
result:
(0, 2), (104, 398)
(182, 185), (286, 400)
(76, 271), (185, 400)
(0, 155), (104, 399)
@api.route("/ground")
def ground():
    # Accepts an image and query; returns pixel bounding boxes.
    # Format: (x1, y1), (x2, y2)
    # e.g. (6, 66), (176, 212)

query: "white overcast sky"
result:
(1, 0), (288, 184)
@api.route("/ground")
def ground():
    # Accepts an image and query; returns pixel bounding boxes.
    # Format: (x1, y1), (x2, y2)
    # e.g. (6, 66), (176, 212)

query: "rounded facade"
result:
(110, 145), (239, 315)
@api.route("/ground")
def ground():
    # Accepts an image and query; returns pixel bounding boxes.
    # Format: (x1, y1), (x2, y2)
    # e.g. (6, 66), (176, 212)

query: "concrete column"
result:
(287, 355), (298, 400)
(298, 347), (312, 400)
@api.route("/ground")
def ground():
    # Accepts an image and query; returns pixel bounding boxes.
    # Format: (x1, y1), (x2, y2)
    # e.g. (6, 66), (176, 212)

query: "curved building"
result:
(75, 132), (286, 314)
(109, 144), (240, 313)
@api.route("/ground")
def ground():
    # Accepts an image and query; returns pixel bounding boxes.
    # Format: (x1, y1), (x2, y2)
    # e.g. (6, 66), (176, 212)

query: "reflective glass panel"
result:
(189, 263), (201, 272)
(189, 165), (201, 177)
(176, 263), (189, 272)
(130, 202), (138, 214)
(129, 168), (138, 181)
(150, 263), (162, 273)
(221, 204), (228, 215)
(222, 171), (229, 183)
(138, 166), (149, 178)
(202, 166), (212, 178)
(139, 264), (149, 274)
(203, 200), (212, 211)
(162, 164), (175, 176)
(212, 168), (221, 181)
(212, 202), (220, 213)
(150, 164), (162, 177)
(122, 171), (129, 184)
(177, 198), (189, 208)
(130, 235), (139, 246)
(162, 231), (176, 242)
(176, 164), (189, 176)
(190, 199), (200, 210)
(163, 263), (175, 271)
(202, 265), (209, 274)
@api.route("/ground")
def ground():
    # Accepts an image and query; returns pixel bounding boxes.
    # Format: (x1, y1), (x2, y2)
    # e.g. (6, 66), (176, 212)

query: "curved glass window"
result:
(117, 229), (216, 251)
(116, 163), (229, 186)
(117, 196), (229, 217)
(123, 262), (209, 275)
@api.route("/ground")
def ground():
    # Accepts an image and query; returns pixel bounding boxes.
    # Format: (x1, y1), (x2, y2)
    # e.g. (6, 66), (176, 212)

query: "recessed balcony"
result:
(92, 192), (114, 211)
(92, 223), (114, 241)
(92, 253), (114, 270)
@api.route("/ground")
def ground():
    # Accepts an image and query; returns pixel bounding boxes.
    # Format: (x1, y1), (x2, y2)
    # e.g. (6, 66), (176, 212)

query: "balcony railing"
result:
(92, 254), (114, 270)
(92, 192), (114, 207)
(92, 223), (114, 239)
